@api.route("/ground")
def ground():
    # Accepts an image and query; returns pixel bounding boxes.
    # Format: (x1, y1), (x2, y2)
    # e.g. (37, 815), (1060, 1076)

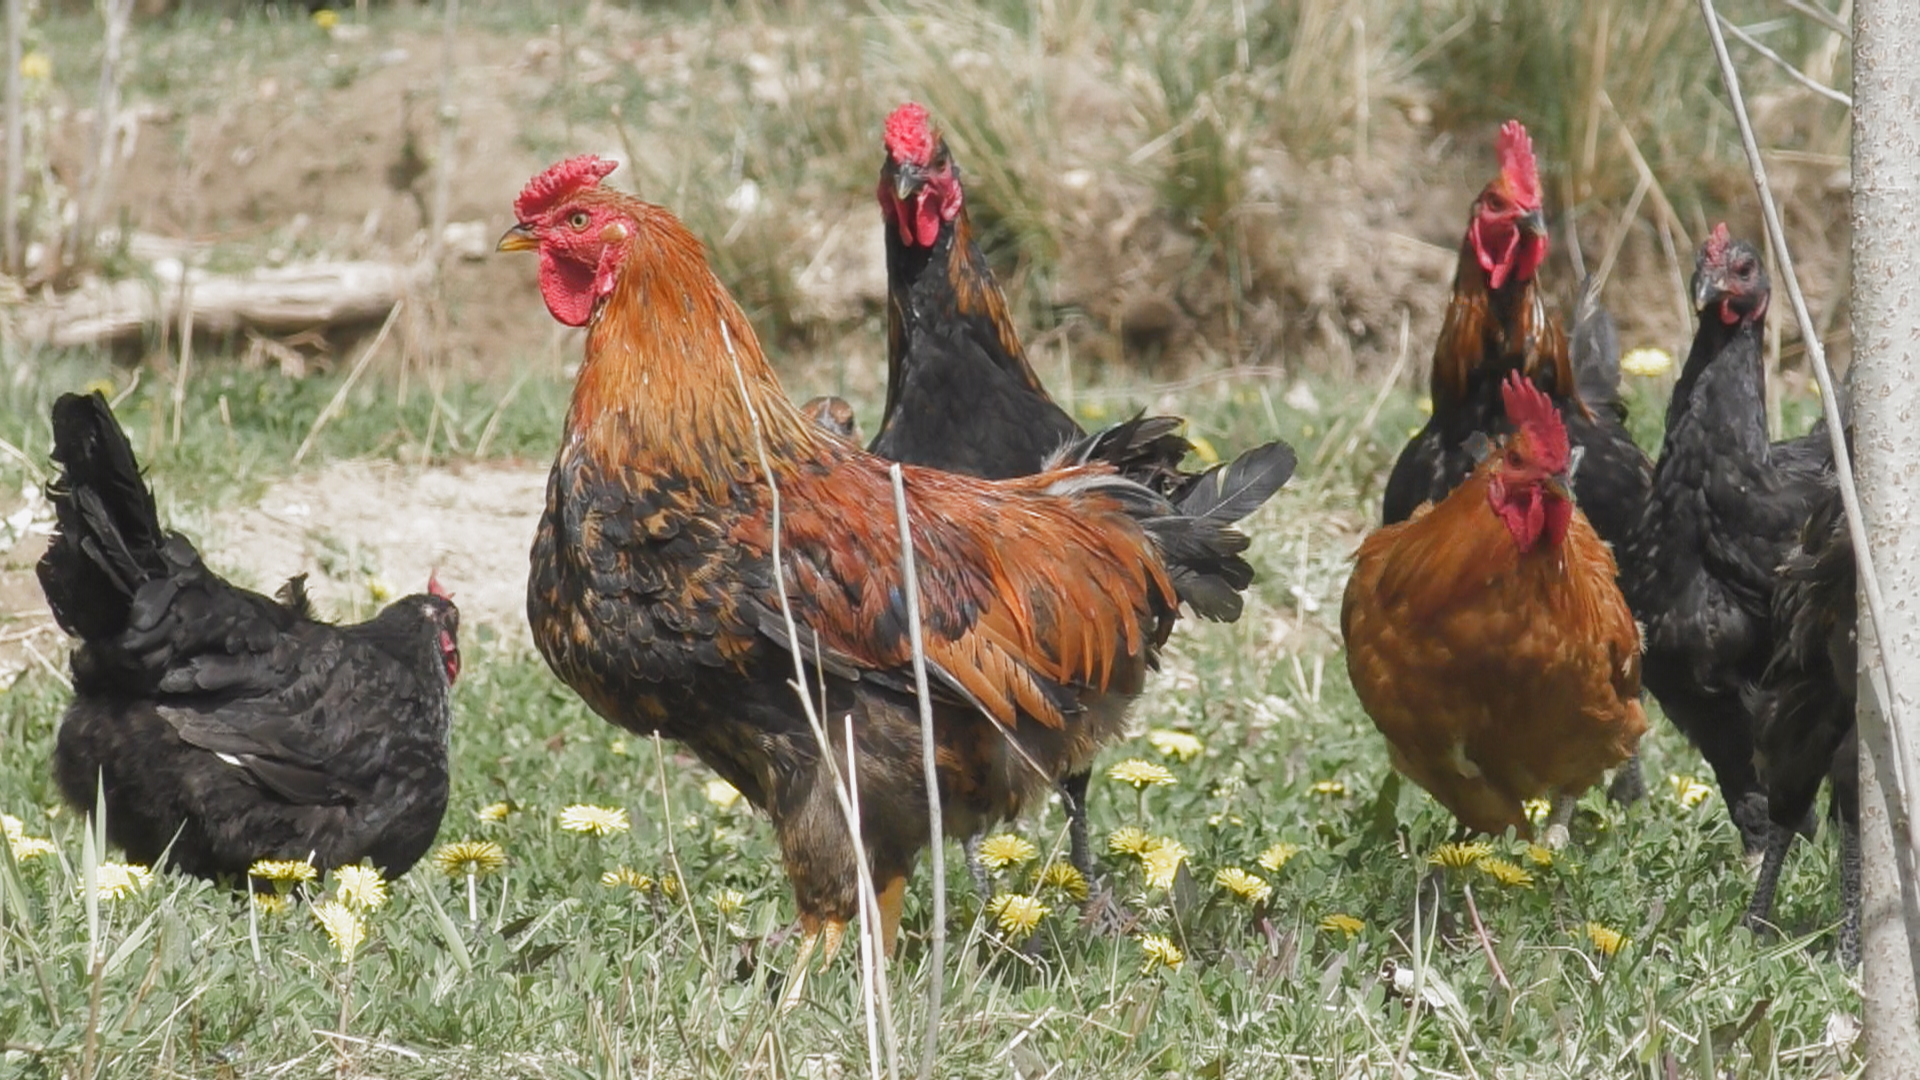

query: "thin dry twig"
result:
(1698, 0), (1917, 851)
(1716, 13), (1852, 106)
(889, 464), (945, 1080)
(4, 0), (22, 276)
(1461, 883), (1512, 993)
(292, 299), (403, 467)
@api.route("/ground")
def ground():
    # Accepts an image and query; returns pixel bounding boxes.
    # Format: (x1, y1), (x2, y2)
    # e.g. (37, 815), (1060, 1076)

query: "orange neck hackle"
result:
(566, 194), (827, 498)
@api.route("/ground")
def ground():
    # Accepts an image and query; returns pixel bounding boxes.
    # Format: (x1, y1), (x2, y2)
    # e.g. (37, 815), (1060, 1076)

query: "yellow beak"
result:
(1545, 473), (1574, 502)
(496, 223), (538, 253)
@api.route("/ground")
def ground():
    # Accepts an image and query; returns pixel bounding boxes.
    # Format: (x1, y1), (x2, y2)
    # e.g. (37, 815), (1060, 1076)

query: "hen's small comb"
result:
(1496, 120), (1541, 208)
(1500, 371), (1569, 467)
(884, 102), (936, 168)
(428, 569), (454, 601)
(1703, 222), (1732, 267)
(515, 155), (619, 221)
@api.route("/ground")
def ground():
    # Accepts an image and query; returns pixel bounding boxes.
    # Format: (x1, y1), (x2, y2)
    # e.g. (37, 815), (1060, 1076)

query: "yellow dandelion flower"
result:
(1214, 867), (1272, 904)
(976, 833), (1038, 871)
(332, 865), (388, 910)
(986, 893), (1049, 938)
(249, 859), (318, 885)
(609, 739), (630, 757)
(1188, 436), (1220, 465)
(1523, 799), (1552, 826)
(18, 51), (50, 82)
(1137, 933), (1185, 973)
(704, 779), (742, 809)
(1146, 729), (1204, 762)
(658, 874), (681, 898)
(1319, 913), (1365, 937)
(312, 900), (365, 961)
(1, 814), (23, 841)
(432, 840), (506, 878)
(1669, 775), (1713, 809)
(1475, 857), (1535, 888)
(311, 9), (339, 30)
(1141, 838), (1189, 890)
(602, 866), (653, 891)
(1108, 826), (1154, 857)
(559, 804), (629, 836)
(367, 576), (393, 602)
(1416, 395), (1434, 416)
(10, 835), (55, 860)
(1036, 861), (1088, 901)
(95, 862), (152, 900)
(1427, 841), (1494, 870)
(1258, 842), (1303, 872)
(1621, 347), (1674, 378)
(476, 801), (515, 824)
(252, 891), (290, 916)
(1585, 921), (1627, 957)
(1310, 779), (1347, 796)
(1107, 759), (1176, 789)
(713, 888), (746, 915)
(1525, 844), (1555, 867)
(1080, 400), (1109, 422)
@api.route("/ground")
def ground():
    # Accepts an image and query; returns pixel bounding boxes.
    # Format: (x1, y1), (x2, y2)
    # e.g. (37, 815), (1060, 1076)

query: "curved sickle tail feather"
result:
(1051, 420), (1298, 623)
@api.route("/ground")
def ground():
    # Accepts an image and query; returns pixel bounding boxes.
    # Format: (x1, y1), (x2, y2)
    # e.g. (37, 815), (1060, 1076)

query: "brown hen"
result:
(1346, 373), (1646, 842)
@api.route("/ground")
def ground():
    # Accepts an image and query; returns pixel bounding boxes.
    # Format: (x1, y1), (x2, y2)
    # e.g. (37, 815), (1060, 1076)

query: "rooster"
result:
(38, 392), (461, 881)
(872, 102), (1293, 885)
(1344, 373), (1646, 843)
(1383, 121), (1650, 555)
(1748, 476), (1859, 965)
(499, 156), (1293, 990)
(1620, 225), (1831, 856)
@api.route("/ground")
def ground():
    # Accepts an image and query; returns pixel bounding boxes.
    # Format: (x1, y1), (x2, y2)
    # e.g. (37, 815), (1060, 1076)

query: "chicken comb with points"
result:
(515, 155), (620, 221)
(1496, 120), (1541, 209)
(884, 102), (937, 167)
(1703, 222), (1732, 268)
(428, 569), (454, 601)
(1500, 372), (1569, 468)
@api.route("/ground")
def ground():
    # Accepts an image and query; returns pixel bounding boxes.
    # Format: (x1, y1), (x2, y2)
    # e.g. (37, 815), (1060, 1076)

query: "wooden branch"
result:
(16, 260), (425, 348)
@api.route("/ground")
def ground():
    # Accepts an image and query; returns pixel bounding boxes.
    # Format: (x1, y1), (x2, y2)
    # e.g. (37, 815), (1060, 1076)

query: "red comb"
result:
(515, 155), (619, 221)
(428, 569), (453, 600)
(884, 102), (936, 168)
(1500, 372), (1569, 466)
(1496, 120), (1541, 208)
(1703, 222), (1732, 266)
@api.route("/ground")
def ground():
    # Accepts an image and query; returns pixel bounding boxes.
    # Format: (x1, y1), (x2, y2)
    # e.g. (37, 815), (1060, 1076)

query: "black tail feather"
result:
(37, 392), (170, 641)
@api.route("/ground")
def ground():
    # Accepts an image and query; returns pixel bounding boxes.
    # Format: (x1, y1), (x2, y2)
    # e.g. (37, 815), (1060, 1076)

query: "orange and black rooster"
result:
(499, 157), (1293, 991)
(1621, 226), (1832, 856)
(1383, 121), (1649, 554)
(39, 392), (461, 881)
(868, 101), (1293, 886)
(1345, 373), (1646, 843)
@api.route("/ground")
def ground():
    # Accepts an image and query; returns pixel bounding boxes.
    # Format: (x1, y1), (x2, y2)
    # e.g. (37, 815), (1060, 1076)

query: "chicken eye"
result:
(1506, 450), (1524, 468)
(567, 211), (591, 230)
(1734, 258), (1755, 277)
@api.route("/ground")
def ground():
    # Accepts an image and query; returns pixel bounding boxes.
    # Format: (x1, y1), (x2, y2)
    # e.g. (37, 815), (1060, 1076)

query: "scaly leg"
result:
(1837, 812), (1861, 969)
(1542, 791), (1578, 850)
(963, 834), (993, 899)
(1743, 822), (1795, 937)
(876, 876), (907, 959)
(1060, 770), (1094, 884)
(1606, 754), (1647, 805)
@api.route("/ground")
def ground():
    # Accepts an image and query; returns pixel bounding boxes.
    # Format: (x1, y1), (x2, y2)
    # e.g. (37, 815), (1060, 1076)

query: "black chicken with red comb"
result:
(869, 102), (1296, 892)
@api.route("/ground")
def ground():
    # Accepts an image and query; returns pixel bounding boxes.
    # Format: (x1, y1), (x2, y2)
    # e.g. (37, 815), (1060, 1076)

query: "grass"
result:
(0, 336), (1860, 1078)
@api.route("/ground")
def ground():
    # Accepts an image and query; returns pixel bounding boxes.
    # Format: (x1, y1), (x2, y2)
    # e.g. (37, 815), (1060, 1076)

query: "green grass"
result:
(0, 343), (1860, 1078)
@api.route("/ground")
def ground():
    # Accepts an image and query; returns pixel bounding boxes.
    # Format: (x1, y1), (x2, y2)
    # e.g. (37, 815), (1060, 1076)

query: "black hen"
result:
(1748, 446), (1859, 965)
(38, 392), (462, 881)
(1620, 226), (1830, 855)
(868, 102), (1294, 888)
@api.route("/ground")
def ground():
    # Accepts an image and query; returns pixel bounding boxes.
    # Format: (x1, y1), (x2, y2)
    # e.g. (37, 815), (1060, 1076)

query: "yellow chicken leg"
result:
(877, 876), (907, 959)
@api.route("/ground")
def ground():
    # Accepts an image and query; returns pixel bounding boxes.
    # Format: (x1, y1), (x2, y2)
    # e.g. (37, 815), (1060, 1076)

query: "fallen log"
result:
(15, 259), (425, 348)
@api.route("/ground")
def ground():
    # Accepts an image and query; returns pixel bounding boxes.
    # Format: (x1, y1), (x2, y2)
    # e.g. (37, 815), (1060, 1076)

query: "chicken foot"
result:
(1542, 791), (1579, 850)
